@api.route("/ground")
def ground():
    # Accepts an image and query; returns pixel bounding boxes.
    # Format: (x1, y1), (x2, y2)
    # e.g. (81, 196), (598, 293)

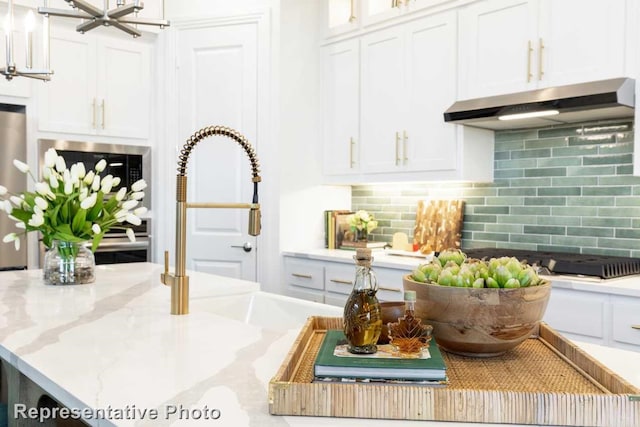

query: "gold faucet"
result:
(161, 126), (262, 315)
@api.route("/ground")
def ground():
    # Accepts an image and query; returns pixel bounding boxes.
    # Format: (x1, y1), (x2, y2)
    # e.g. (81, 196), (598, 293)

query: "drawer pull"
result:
(379, 286), (402, 293)
(292, 273), (312, 279)
(330, 279), (352, 285)
(632, 325), (640, 330)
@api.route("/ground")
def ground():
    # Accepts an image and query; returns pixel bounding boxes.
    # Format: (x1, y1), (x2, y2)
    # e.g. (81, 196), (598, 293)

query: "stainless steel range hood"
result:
(444, 78), (635, 130)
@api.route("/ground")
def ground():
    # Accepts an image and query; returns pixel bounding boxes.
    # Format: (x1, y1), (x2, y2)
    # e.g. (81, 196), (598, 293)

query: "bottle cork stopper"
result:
(404, 290), (417, 302)
(355, 248), (372, 260)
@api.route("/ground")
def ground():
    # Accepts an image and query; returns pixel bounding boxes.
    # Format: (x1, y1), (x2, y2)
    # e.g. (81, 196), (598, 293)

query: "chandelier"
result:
(0, 0), (169, 81)
(39, 0), (170, 38)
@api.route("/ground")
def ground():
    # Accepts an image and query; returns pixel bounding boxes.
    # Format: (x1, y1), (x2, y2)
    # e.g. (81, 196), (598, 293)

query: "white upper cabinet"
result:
(537, 0), (626, 88)
(360, 26), (404, 173)
(38, 24), (151, 139)
(361, 12), (461, 174)
(459, 0), (629, 99)
(326, 0), (359, 37)
(362, 0), (454, 27)
(322, 39), (360, 175)
(322, 11), (494, 182)
(403, 14), (458, 172)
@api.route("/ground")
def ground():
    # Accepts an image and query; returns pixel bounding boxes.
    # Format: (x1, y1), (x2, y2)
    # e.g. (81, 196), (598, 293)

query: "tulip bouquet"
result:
(1, 148), (147, 253)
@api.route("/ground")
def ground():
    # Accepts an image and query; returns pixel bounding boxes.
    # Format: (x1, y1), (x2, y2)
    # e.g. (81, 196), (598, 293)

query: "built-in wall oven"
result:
(37, 139), (152, 266)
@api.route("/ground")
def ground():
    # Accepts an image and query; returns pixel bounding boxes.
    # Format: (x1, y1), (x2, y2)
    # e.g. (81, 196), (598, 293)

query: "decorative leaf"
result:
(91, 233), (104, 253)
(71, 209), (86, 234)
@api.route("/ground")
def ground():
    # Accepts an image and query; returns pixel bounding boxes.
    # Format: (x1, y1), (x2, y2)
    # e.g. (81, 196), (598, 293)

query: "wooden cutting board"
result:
(413, 199), (465, 253)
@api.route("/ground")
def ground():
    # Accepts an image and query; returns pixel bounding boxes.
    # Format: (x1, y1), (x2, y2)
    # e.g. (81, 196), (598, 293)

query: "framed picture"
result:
(335, 212), (355, 248)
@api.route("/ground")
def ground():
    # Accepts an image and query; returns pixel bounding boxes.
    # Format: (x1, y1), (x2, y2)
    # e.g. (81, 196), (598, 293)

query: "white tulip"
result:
(35, 182), (55, 200)
(76, 162), (86, 179)
(44, 148), (58, 168)
(122, 199), (138, 210)
(33, 205), (43, 216)
(125, 214), (141, 226)
(92, 224), (101, 234)
(9, 196), (22, 207)
(130, 191), (145, 200)
(35, 196), (48, 210)
(49, 173), (59, 189)
(13, 159), (29, 173)
(3, 200), (12, 215)
(80, 193), (97, 210)
(8, 214), (19, 222)
(2, 232), (16, 243)
(112, 177), (121, 187)
(0, 185), (6, 196)
(115, 209), (128, 219)
(133, 206), (148, 216)
(64, 179), (73, 195)
(79, 187), (88, 201)
(92, 175), (100, 192)
(28, 213), (44, 227)
(131, 179), (147, 192)
(55, 156), (66, 173)
(115, 187), (127, 201)
(126, 228), (136, 243)
(15, 222), (25, 229)
(42, 167), (51, 180)
(100, 175), (114, 193)
(83, 171), (95, 186)
(95, 159), (107, 172)
(14, 237), (20, 250)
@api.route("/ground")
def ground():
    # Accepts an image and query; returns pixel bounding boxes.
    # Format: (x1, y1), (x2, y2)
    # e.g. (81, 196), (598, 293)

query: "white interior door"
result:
(177, 23), (258, 281)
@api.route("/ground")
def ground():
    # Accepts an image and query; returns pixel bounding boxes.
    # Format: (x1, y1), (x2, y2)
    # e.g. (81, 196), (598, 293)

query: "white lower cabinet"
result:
(543, 288), (607, 344)
(610, 296), (640, 350)
(544, 287), (640, 352)
(284, 255), (409, 307)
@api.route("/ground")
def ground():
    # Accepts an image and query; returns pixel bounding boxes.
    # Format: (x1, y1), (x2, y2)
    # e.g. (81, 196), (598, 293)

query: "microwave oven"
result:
(37, 139), (151, 210)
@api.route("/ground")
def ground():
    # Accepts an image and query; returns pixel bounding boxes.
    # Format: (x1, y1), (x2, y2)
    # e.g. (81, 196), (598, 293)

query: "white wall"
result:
(278, 0), (351, 256)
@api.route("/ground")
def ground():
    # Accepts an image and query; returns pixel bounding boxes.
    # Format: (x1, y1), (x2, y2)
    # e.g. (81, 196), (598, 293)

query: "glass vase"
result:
(43, 240), (96, 286)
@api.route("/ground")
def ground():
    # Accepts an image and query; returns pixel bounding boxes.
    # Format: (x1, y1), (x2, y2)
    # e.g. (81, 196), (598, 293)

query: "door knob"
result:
(231, 242), (253, 252)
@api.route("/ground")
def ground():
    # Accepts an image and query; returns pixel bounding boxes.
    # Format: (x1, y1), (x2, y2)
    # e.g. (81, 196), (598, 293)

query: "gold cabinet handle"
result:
(100, 99), (105, 129)
(292, 273), (312, 279)
(349, 137), (356, 168)
(330, 279), (352, 285)
(348, 0), (356, 22)
(395, 131), (401, 165)
(379, 286), (402, 293)
(526, 40), (533, 83)
(538, 38), (545, 81)
(402, 130), (408, 163)
(91, 98), (96, 129)
(632, 325), (640, 330)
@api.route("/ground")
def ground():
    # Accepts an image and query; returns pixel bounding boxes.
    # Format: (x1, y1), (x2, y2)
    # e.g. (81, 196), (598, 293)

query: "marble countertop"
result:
(283, 249), (640, 298)
(0, 263), (638, 427)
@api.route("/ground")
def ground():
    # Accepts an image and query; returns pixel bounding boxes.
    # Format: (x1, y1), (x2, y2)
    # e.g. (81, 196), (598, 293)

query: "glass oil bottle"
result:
(343, 248), (382, 354)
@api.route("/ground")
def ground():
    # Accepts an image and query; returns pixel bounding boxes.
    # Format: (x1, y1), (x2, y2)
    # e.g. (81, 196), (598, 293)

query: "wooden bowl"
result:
(378, 301), (406, 344)
(403, 275), (551, 357)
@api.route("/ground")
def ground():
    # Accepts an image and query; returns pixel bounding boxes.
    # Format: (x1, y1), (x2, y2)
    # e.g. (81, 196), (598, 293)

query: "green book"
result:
(313, 330), (447, 381)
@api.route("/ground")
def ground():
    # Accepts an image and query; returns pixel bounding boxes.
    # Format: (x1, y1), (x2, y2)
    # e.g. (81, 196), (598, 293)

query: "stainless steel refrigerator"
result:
(0, 105), (27, 271)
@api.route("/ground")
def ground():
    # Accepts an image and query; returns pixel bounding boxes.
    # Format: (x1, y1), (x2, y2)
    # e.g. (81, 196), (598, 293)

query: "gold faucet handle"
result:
(161, 250), (171, 286)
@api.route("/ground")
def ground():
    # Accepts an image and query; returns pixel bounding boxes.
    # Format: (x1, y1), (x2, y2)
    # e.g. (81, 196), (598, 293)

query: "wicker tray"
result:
(269, 317), (639, 426)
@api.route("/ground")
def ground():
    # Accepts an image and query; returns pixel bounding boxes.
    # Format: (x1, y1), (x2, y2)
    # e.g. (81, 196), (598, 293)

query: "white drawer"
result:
(325, 263), (355, 295)
(284, 257), (324, 291)
(325, 263), (406, 301)
(286, 285), (325, 304)
(611, 296), (640, 347)
(325, 292), (349, 308)
(543, 288), (607, 339)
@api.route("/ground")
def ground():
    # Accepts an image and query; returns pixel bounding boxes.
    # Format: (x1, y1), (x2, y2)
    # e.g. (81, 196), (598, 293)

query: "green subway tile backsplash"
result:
(350, 119), (640, 256)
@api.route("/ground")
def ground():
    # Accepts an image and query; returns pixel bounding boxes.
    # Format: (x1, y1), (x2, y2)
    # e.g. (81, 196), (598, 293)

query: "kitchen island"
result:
(0, 263), (638, 427)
